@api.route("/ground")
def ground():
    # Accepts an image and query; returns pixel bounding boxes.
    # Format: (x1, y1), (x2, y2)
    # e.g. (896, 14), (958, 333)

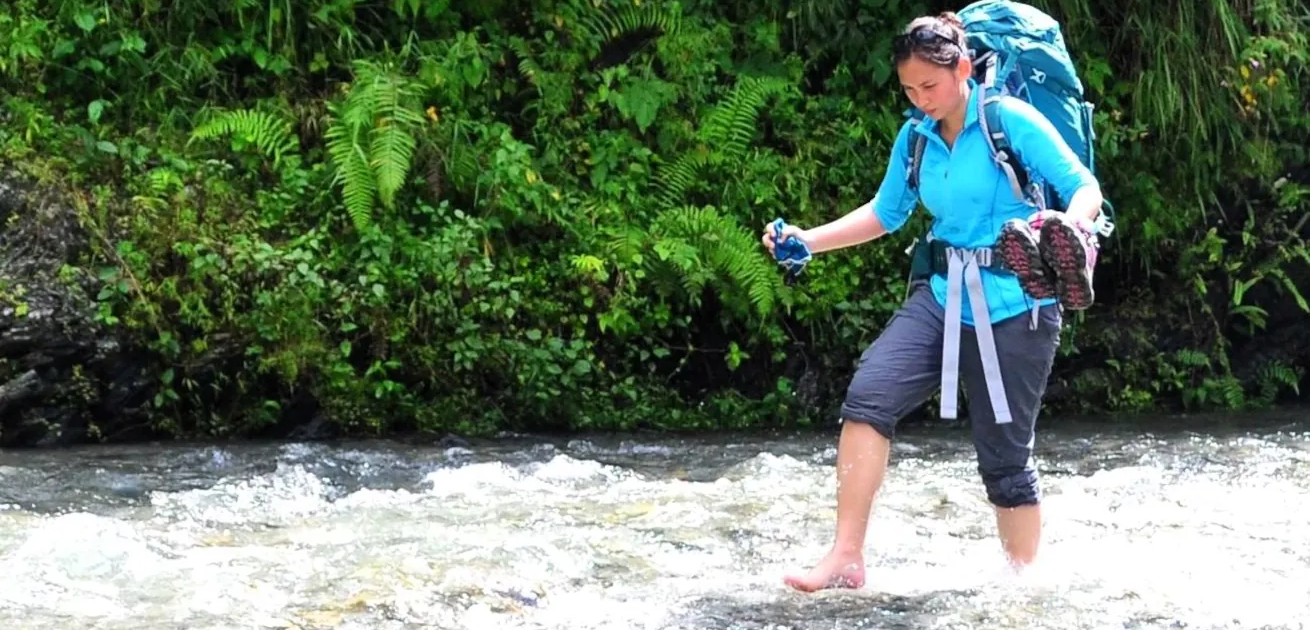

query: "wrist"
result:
(799, 228), (822, 251)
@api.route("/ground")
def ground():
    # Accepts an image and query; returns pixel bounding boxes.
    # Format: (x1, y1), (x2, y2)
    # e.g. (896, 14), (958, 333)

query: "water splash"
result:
(0, 420), (1307, 629)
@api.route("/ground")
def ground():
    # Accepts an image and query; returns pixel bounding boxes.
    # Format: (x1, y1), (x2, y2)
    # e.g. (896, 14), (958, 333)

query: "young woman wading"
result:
(762, 11), (1106, 591)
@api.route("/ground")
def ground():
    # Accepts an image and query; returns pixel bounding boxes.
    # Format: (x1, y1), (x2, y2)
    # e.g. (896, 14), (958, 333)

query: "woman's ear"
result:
(956, 55), (973, 83)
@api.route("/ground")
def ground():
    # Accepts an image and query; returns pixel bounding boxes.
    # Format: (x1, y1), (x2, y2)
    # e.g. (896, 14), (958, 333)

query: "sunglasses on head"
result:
(892, 26), (962, 57)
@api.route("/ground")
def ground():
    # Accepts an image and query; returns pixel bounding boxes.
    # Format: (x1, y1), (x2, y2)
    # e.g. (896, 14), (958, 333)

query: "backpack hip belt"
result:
(906, 234), (1015, 425)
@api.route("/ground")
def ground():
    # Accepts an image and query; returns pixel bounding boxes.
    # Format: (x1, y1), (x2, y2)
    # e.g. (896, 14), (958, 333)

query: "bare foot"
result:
(783, 551), (866, 592)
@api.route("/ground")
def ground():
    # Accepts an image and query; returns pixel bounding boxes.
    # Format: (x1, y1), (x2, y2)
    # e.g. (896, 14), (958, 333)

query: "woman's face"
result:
(897, 55), (970, 121)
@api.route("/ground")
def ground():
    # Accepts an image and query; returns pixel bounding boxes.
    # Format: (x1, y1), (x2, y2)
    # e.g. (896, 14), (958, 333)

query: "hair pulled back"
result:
(893, 12), (967, 68)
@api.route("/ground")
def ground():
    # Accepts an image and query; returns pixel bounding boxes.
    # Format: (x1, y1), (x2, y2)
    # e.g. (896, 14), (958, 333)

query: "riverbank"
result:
(0, 2), (1306, 447)
(1, 160), (1306, 448)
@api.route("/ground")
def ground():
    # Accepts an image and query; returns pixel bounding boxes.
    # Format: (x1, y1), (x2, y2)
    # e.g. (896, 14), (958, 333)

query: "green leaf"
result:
(121, 33), (147, 54)
(611, 77), (677, 133)
(74, 11), (98, 33)
(88, 99), (108, 124)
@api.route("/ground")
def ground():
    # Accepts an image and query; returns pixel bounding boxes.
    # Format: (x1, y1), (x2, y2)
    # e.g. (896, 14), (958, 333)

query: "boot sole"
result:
(996, 222), (1057, 300)
(1040, 219), (1095, 310)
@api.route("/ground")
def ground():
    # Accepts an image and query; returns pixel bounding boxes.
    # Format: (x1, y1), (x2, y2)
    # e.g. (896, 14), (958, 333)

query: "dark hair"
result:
(892, 12), (967, 68)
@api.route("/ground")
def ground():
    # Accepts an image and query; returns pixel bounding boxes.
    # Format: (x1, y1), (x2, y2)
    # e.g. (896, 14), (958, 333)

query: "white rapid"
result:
(2, 415), (1308, 629)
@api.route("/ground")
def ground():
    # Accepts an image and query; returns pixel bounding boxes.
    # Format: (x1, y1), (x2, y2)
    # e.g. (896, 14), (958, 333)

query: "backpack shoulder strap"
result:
(976, 91), (1042, 209)
(904, 112), (928, 192)
(908, 131), (927, 192)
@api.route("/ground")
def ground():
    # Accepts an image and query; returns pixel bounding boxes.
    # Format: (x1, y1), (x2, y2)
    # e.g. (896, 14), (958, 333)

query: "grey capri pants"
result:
(840, 281), (1062, 508)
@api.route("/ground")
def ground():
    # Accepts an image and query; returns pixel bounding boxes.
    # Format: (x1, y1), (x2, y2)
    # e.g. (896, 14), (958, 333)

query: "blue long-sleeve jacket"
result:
(865, 79), (1100, 325)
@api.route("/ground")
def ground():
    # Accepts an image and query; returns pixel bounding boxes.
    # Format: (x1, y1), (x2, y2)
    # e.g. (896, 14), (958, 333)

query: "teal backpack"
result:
(906, 0), (1114, 229)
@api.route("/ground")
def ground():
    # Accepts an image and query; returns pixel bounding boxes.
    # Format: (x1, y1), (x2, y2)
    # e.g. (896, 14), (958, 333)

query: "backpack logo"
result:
(1029, 68), (1047, 84)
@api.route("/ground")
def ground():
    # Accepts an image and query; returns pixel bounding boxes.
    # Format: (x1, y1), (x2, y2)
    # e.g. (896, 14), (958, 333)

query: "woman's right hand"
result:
(762, 221), (808, 256)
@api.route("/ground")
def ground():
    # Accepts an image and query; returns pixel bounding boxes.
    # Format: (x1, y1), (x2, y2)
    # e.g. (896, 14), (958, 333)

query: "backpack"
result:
(906, 0), (1114, 231)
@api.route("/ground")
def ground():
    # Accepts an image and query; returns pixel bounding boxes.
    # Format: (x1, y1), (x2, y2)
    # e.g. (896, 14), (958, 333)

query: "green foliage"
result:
(604, 205), (785, 323)
(0, 0), (1305, 441)
(655, 75), (793, 207)
(190, 109), (300, 169)
(323, 58), (430, 230)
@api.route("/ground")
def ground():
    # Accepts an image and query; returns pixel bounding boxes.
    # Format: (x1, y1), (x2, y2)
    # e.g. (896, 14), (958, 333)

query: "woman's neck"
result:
(938, 84), (971, 142)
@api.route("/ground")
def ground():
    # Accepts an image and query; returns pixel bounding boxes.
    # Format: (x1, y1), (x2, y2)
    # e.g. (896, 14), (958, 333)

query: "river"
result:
(2, 412), (1308, 630)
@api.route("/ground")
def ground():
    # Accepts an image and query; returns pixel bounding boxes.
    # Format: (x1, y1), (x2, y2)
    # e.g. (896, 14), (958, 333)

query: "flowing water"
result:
(2, 412), (1309, 630)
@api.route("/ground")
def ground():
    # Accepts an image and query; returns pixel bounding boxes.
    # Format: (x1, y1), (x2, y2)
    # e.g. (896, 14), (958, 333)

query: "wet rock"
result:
(0, 166), (157, 447)
(438, 433), (471, 449)
(287, 412), (340, 442)
(402, 431), (471, 448)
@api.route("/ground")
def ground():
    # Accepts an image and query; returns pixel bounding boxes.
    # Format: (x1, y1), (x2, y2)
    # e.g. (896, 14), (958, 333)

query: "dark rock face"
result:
(0, 168), (157, 447)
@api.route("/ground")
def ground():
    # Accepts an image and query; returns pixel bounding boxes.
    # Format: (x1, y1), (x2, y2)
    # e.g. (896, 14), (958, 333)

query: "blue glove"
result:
(771, 218), (812, 283)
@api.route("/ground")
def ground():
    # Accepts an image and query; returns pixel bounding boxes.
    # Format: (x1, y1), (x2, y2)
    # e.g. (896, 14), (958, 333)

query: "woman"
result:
(762, 12), (1105, 592)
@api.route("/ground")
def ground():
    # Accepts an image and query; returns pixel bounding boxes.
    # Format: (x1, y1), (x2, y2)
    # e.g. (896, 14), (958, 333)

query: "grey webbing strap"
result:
(965, 257), (1013, 424)
(994, 156), (1027, 202)
(978, 94), (1029, 204)
(941, 253), (964, 420)
(940, 247), (1014, 424)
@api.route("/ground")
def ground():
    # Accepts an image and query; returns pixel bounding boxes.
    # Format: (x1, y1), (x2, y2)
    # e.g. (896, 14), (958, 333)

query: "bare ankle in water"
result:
(995, 504), (1042, 567)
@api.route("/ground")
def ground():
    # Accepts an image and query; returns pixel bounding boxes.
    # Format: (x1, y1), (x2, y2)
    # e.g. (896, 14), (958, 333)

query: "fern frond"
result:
(699, 76), (790, 161)
(1258, 360), (1303, 396)
(444, 142), (481, 192)
(1219, 376), (1245, 409)
(605, 225), (649, 264)
(322, 59), (428, 230)
(653, 150), (710, 208)
(593, 205), (782, 321)
(189, 108), (299, 168)
(571, 254), (607, 280)
(369, 74), (425, 209)
(1269, 267), (1310, 312)
(507, 37), (545, 89)
(1174, 349), (1212, 368)
(146, 168), (184, 196)
(653, 75), (789, 208)
(324, 98), (376, 231)
(648, 205), (782, 317)
(576, 0), (683, 51)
